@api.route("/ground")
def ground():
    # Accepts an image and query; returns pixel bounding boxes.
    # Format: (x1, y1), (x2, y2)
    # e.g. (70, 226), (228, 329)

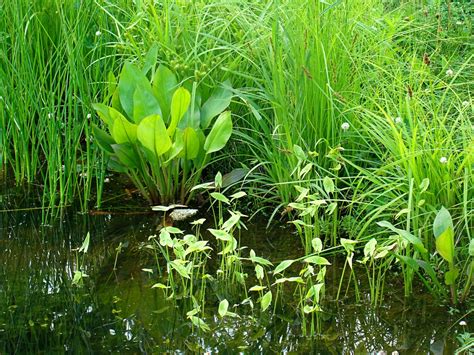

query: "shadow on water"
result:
(0, 185), (470, 353)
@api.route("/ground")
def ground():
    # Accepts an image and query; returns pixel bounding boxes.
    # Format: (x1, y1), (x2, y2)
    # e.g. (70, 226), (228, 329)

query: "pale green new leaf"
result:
(137, 114), (171, 156)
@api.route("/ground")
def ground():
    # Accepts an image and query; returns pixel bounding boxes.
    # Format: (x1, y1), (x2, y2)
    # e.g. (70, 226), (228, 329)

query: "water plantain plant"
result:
(92, 61), (233, 204)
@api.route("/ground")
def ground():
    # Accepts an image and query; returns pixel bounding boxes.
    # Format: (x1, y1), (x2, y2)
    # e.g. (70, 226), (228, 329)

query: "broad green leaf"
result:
(433, 207), (455, 264)
(231, 191), (247, 200)
(274, 259), (295, 274)
(303, 256), (331, 265)
(179, 127), (199, 160)
(92, 124), (115, 154)
(249, 285), (266, 292)
(112, 114), (137, 144)
(419, 178), (430, 193)
(118, 62), (153, 119)
(218, 299), (229, 318)
(92, 103), (114, 127)
(445, 268), (459, 285)
(189, 316), (210, 332)
(112, 144), (139, 169)
(132, 87), (161, 123)
(340, 238), (356, 253)
(141, 44), (158, 75)
(153, 65), (178, 122)
(433, 206), (453, 239)
(151, 283), (170, 289)
(204, 111), (232, 154)
(255, 265), (264, 280)
(272, 277), (304, 285)
(210, 192), (230, 204)
(208, 229), (232, 241)
(435, 227), (455, 264)
(323, 176), (335, 194)
(137, 114), (171, 156)
(250, 255), (273, 267)
(293, 144), (306, 161)
(170, 260), (190, 279)
(312, 238), (323, 253)
(169, 87), (191, 136)
(201, 81), (233, 129)
(364, 238), (377, 258)
(261, 291), (272, 312)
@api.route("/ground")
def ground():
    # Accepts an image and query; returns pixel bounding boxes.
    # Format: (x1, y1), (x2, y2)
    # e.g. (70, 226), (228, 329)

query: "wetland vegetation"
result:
(0, 0), (473, 353)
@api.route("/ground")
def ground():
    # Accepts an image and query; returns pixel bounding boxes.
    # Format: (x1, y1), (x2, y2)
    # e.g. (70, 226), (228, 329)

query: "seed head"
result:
(341, 122), (350, 131)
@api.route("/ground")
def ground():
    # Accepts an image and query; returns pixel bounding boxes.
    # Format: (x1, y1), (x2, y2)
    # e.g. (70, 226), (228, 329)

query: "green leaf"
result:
(201, 81), (233, 129)
(112, 114), (138, 144)
(305, 283), (324, 303)
(170, 260), (190, 279)
(323, 176), (335, 194)
(218, 299), (229, 318)
(444, 268), (459, 285)
(112, 144), (139, 169)
(469, 239), (474, 257)
(293, 144), (306, 161)
(92, 124), (115, 154)
(208, 229), (232, 241)
(204, 111), (232, 154)
(189, 316), (210, 332)
(303, 256), (331, 265)
(433, 206), (453, 239)
(92, 103), (114, 127)
(137, 114), (172, 156)
(364, 238), (377, 258)
(249, 285), (266, 292)
(312, 238), (323, 253)
(118, 62), (153, 120)
(180, 127), (200, 160)
(153, 64), (178, 122)
(169, 87), (191, 137)
(142, 44), (158, 75)
(274, 259), (295, 274)
(433, 207), (455, 264)
(210, 192), (230, 204)
(255, 265), (264, 280)
(132, 87), (161, 123)
(435, 227), (455, 264)
(261, 291), (272, 312)
(377, 220), (427, 254)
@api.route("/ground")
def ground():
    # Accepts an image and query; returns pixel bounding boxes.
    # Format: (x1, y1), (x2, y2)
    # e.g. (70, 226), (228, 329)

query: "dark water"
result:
(0, 186), (471, 354)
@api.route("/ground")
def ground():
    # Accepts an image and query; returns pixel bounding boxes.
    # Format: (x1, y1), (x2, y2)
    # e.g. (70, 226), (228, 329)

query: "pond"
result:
(0, 186), (470, 354)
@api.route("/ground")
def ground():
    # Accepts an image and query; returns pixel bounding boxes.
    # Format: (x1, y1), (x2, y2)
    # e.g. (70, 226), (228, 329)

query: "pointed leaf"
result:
(137, 114), (171, 156)
(204, 111), (232, 154)
(169, 87), (191, 136)
(201, 81), (233, 129)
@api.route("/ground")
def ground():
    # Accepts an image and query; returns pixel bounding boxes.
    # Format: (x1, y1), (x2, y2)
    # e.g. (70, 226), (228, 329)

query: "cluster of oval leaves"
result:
(92, 61), (233, 204)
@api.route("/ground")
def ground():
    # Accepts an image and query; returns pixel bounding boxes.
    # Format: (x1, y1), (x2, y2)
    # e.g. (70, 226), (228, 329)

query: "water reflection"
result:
(0, 196), (468, 353)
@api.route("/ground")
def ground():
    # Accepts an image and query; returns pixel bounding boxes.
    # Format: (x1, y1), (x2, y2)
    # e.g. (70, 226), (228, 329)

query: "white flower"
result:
(48, 113), (52, 118)
(459, 320), (467, 326)
(95, 30), (102, 37)
(79, 172), (88, 178)
(439, 156), (448, 164)
(109, 329), (116, 335)
(104, 178), (110, 183)
(462, 101), (470, 107)
(86, 113), (92, 119)
(394, 116), (403, 124)
(341, 122), (350, 131)
(446, 68), (454, 77)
